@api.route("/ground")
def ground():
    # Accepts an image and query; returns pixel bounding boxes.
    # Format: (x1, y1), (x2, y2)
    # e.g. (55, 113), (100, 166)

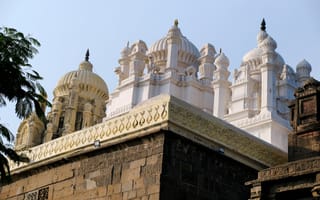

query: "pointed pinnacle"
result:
(85, 49), (90, 61)
(174, 19), (179, 27)
(261, 18), (266, 31)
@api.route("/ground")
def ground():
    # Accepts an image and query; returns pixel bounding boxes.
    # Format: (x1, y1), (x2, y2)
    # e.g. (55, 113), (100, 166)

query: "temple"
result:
(2, 20), (316, 200)
(105, 19), (312, 152)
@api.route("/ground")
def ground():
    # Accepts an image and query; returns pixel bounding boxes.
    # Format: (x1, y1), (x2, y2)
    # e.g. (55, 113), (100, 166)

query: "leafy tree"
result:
(0, 27), (51, 183)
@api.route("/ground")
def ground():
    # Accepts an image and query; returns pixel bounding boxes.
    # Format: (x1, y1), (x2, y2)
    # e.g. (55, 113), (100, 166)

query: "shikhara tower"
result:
(105, 19), (312, 152)
(15, 20), (312, 152)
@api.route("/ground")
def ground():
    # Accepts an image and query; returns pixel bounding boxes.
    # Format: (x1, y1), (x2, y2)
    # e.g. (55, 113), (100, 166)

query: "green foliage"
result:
(0, 27), (51, 183)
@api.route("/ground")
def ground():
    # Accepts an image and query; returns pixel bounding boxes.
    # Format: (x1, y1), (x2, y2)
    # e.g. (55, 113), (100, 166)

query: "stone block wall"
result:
(0, 131), (257, 200)
(160, 133), (257, 200)
(0, 133), (164, 200)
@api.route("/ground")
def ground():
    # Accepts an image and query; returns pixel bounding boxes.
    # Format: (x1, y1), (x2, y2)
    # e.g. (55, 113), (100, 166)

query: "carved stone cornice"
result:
(250, 156), (320, 183)
(10, 94), (286, 174)
(166, 96), (286, 168)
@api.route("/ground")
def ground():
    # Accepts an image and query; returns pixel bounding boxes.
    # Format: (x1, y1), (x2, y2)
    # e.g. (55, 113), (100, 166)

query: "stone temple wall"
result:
(0, 131), (258, 200)
(0, 133), (164, 200)
(161, 132), (257, 200)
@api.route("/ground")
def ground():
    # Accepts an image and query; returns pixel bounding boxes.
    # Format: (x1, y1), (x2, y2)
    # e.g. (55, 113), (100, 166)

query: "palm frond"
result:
(0, 124), (14, 142)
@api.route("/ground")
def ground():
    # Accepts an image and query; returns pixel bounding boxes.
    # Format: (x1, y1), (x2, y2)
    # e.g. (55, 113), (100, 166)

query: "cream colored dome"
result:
(54, 58), (108, 100)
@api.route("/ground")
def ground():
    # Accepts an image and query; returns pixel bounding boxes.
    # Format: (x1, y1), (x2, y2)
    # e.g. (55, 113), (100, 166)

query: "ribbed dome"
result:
(242, 48), (262, 63)
(148, 23), (200, 67)
(148, 35), (200, 58)
(260, 36), (277, 51)
(296, 59), (312, 72)
(54, 60), (108, 100)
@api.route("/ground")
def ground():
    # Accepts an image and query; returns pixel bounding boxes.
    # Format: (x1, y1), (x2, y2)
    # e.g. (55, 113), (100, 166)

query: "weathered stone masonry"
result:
(160, 133), (256, 200)
(1, 131), (258, 200)
(1, 133), (164, 200)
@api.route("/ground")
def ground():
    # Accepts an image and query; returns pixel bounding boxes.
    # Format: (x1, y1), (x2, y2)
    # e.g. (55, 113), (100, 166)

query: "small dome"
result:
(79, 60), (93, 71)
(214, 52), (229, 68)
(120, 43), (130, 58)
(260, 36), (277, 51)
(257, 30), (268, 44)
(296, 59), (312, 72)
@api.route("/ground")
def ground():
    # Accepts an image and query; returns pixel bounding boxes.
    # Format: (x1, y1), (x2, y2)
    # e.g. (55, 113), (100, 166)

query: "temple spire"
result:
(174, 19), (179, 27)
(85, 49), (90, 61)
(260, 18), (266, 31)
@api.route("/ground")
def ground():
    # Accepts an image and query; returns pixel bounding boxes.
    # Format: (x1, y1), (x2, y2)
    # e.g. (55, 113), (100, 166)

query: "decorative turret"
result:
(296, 59), (312, 87)
(259, 19), (278, 113)
(129, 40), (147, 77)
(198, 43), (216, 82)
(213, 50), (231, 118)
(115, 42), (131, 85)
(44, 50), (109, 141)
(166, 20), (181, 71)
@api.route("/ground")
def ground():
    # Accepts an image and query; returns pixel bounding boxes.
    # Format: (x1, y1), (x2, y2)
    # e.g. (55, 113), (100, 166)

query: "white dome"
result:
(260, 36), (277, 51)
(242, 47), (284, 67)
(242, 48), (262, 63)
(148, 24), (200, 66)
(296, 59), (312, 72)
(148, 35), (200, 58)
(214, 52), (229, 68)
(257, 30), (268, 44)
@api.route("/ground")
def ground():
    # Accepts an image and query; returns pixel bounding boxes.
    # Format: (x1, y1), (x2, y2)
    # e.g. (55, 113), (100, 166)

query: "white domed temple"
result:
(105, 19), (312, 152)
(4, 19), (315, 200)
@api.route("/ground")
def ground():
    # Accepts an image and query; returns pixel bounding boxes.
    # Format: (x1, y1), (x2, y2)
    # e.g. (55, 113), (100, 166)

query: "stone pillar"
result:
(63, 77), (79, 134)
(260, 36), (277, 113)
(260, 63), (276, 113)
(83, 102), (93, 127)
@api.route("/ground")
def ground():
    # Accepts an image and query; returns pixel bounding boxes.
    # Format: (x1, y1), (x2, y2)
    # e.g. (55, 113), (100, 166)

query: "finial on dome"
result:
(174, 19), (179, 27)
(85, 49), (90, 61)
(219, 48), (222, 54)
(126, 41), (129, 48)
(260, 18), (266, 31)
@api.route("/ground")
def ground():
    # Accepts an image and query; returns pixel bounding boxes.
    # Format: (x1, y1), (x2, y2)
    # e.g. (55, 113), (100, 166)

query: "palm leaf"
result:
(0, 124), (14, 142)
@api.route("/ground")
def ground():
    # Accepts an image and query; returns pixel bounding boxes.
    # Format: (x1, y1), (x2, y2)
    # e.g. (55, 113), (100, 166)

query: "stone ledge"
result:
(10, 94), (287, 174)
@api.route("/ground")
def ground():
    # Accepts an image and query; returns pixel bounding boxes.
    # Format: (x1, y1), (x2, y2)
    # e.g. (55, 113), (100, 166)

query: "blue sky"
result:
(1, 0), (319, 138)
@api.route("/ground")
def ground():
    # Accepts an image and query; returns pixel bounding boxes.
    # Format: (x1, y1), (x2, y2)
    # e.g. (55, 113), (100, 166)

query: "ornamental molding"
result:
(256, 156), (320, 182)
(10, 95), (170, 173)
(10, 94), (286, 173)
